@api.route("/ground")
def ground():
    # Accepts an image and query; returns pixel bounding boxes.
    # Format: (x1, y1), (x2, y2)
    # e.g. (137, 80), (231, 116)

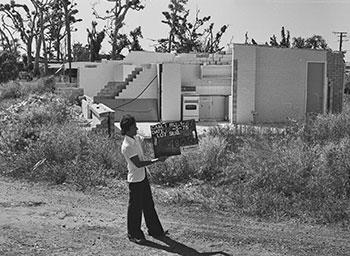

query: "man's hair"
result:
(120, 114), (136, 135)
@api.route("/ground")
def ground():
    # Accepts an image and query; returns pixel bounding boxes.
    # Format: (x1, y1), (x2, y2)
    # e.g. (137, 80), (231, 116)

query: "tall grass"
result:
(154, 105), (350, 224)
(0, 82), (125, 191)
(1, 79), (350, 223)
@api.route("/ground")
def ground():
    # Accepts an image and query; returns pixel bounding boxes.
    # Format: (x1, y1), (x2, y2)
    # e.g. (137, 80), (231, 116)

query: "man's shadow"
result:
(140, 236), (232, 256)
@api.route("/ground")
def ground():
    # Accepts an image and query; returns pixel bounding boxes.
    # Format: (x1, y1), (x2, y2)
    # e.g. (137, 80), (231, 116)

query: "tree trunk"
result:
(34, 11), (44, 77)
(63, 0), (72, 82)
(26, 38), (33, 71)
(42, 30), (48, 75)
(111, 0), (118, 60)
(56, 37), (61, 61)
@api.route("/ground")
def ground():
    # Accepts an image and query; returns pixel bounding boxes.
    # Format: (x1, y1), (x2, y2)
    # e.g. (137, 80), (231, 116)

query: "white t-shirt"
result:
(121, 134), (148, 183)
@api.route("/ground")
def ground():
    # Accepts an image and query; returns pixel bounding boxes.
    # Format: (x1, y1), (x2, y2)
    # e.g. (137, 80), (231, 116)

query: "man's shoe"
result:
(129, 237), (147, 244)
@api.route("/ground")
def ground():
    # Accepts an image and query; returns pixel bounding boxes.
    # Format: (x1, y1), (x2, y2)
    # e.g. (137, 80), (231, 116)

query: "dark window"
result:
(185, 104), (197, 110)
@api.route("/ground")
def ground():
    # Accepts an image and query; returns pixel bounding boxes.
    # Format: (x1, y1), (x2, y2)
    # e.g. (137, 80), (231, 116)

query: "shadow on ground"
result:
(140, 236), (232, 256)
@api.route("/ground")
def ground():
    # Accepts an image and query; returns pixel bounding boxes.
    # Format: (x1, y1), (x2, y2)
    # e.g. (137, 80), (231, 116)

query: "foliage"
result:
(0, 0), (81, 75)
(152, 106), (350, 224)
(268, 26), (290, 47)
(47, 0), (82, 61)
(156, 0), (228, 53)
(72, 42), (90, 62)
(292, 35), (328, 50)
(93, 0), (144, 60)
(0, 50), (19, 83)
(2, 80), (350, 224)
(305, 35), (328, 50)
(87, 21), (105, 62)
(0, 92), (124, 190)
(0, 1), (37, 66)
(0, 77), (55, 99)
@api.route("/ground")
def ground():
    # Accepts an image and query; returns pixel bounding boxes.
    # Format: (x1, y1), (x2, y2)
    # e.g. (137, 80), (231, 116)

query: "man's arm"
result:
(129, 155), (167, 168)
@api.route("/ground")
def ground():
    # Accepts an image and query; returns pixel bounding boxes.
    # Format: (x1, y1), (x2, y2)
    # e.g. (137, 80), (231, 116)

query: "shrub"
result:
(191, 135), (230, 181)
(150, 154), (193, 186)
(21, 76), (56, 95)
(0, 81), (22, 99)
(0, 51), (19, 83)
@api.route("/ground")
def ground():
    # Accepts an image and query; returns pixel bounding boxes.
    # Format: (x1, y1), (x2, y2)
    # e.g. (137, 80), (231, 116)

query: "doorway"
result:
(306, 62), (325, 114)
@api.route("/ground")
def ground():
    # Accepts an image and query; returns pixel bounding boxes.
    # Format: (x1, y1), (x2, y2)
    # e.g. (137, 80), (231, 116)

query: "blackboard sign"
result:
(150, 119), (198, 158)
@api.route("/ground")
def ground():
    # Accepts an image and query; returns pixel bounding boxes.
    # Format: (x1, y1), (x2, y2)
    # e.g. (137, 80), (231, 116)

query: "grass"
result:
(1, 79), (350, 224)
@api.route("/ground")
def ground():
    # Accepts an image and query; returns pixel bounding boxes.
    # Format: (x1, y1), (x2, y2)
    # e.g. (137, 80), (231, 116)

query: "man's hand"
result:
(157, 156), (168, 162)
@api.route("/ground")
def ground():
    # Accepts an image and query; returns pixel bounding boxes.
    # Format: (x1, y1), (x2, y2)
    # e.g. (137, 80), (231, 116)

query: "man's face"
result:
(128, 123), (138, 136)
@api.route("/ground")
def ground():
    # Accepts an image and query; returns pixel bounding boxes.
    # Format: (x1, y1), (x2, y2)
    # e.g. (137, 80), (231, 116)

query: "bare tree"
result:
(157, 1), (228, 53)
(0, 1), (39, 69)
(93, 0), (144, 60)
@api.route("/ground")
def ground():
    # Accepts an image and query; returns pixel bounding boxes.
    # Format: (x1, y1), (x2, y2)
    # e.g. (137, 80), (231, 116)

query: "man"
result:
(120, 114), (168, 244)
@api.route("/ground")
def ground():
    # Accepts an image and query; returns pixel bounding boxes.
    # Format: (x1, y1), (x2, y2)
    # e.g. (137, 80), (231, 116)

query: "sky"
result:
(7, 0), (350, 60)
(70, 0), (350, 60)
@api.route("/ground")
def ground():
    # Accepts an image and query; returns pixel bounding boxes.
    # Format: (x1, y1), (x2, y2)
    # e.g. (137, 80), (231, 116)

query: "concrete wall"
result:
(201, 65), (231, 78)
(161, 63), (182, 121)
(113, 99), (158, 122)
(234, 44), (327, 123)
(112, 64), (138, 82)
(118, 64), (158, 99)
(123, 51), (175, 64)
(181, 64), (200, 87)
(234, 45), (257, 123)
(327, 51), (344, 114)
(196, 81), (231, 95)
(79, 61), (120, 97)
(255, 47), (326, 123)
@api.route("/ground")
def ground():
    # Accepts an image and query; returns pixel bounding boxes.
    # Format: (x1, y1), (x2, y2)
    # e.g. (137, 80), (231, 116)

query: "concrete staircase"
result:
(94, 67), (143, 102)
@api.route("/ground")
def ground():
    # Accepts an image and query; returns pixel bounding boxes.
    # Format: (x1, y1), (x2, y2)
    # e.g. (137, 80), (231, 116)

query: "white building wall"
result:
(234, 44), (327, 123)
(117, 64), (158, 99)
(255, 47), (326, 122)
(234, 45), (257, 123)
(79, 61), (120, 97)
(181, 64), (200, 86)
(161, 63), (182, 121)
(123, 51), (175, 64)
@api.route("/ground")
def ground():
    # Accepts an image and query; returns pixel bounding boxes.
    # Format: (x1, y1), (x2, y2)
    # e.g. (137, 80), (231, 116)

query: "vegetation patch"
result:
(1, 81), (350, 224)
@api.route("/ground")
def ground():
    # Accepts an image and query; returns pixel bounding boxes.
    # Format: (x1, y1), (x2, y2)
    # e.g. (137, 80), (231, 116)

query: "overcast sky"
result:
(12, 0), (350, 60)
(70, 0), (350, 59)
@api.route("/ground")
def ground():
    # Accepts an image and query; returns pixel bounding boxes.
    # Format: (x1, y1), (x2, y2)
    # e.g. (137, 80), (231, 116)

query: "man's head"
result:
(120, 114), (137, 136)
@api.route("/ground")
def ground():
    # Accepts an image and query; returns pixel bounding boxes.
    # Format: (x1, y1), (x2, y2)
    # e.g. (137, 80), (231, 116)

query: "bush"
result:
(0, 81), (22, 99)
(150, 154), (193, 186)
(0, 77), (56, 100)
(0, 51), (19, 83)
(21, 76), (56, 95)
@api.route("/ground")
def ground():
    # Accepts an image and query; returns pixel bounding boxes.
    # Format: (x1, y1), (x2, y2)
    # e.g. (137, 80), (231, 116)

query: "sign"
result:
(150, 119), (198, 158)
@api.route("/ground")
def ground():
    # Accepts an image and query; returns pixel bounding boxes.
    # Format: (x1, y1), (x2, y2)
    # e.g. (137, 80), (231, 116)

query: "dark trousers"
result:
(127, 175), (164, 239)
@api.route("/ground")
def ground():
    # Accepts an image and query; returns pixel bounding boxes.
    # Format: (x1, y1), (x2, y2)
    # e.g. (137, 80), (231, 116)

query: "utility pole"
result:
(333, 31), (348, 52)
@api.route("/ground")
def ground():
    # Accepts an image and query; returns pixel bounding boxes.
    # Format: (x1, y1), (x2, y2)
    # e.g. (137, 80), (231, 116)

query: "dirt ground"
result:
(0, 176), (349, 256)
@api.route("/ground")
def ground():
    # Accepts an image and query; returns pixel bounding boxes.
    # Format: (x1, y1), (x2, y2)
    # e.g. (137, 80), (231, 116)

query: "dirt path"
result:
(0, 176), (349, 256)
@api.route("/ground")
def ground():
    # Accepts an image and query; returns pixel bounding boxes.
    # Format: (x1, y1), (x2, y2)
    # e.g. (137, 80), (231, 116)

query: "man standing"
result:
(120, 114), (168, 244)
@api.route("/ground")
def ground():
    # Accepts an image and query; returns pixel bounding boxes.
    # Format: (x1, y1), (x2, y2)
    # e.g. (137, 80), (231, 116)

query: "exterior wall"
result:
(181, 64), (201, 87)
(255, 47), (326, 122)
(123, 51), (175, 64)
(327, 52), (344, 113)
(161, 63), (182, 121)
(118, 64), (158, 99)
(110, 99), (158, 122)
(234, 44), (327, 123)
(113, 63), (139, 82)
(79, 61), (120, 97)
(201, 65), (231, 78)
(234, 45), (257, 123)
(195, 79), (231, 95)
